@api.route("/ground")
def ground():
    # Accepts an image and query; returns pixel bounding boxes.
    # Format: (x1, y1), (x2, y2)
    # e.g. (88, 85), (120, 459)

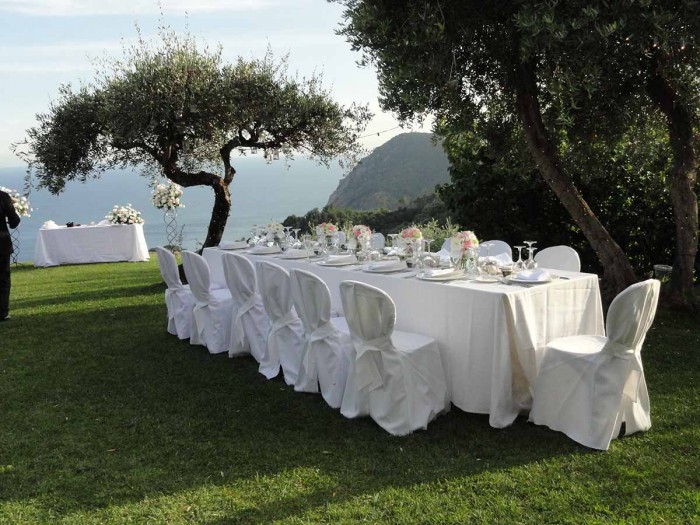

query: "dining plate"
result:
(507, 275), (558, 285)
(416, 269), (466, 281)
(473, 275), (501, 283)
(279, 252), (310, 259)
(317, 260), (358, 267)
(363, 263), (408, 273)
(219, 245), (249, 251)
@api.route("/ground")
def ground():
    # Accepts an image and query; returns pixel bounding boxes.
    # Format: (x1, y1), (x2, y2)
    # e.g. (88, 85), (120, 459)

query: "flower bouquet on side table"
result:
(106, 204), (144, 225)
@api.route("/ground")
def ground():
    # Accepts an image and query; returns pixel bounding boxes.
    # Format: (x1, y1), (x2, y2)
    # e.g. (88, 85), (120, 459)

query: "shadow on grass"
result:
(0, 302), (594, 520)
(12, 282), (165, 310)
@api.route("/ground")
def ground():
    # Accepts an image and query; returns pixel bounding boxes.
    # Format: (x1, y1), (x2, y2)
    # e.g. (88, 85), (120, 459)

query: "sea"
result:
(0, 157), (343, 262)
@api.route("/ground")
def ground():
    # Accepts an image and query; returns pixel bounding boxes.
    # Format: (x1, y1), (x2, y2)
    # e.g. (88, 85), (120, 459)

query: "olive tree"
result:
(16, 30), (371, 248)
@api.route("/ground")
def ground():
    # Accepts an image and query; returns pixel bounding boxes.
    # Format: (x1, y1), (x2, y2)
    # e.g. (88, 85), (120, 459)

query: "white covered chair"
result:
(535, 245), (581, 272)
(339, 280), (450, 435)
(181, 251), (234, 354)
(256, 261), (305, 382)
(154, 247), (194, 340)
(223, 253), (270, 363)
(370, 232), (385, 250)
(290, 269), (352, 408)
(529, 279), (661, 450)
(478, 239), (512, 260)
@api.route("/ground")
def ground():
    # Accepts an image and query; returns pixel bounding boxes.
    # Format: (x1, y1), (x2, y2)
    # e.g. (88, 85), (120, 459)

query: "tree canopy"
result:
(334, 0), (699, 305)
(16, 29), (371, 248)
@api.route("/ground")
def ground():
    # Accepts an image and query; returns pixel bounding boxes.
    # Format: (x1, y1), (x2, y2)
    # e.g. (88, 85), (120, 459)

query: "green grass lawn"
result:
(0, 260), (698, 524)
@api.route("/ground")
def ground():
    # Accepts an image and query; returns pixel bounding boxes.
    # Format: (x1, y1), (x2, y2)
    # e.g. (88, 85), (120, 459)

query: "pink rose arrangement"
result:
(315, 222), (338, 238)
(400, 226), (422, 242)
(450, 230), (479, 254)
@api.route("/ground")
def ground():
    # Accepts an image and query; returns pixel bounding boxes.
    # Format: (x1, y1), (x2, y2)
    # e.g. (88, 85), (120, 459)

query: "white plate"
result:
(507, 275), (557, 284)
(474, 275), (501, 283)
(416, 270), (466, 282)
(219, 245), (249, 251)
(363, 264), (408, 273)
(317, 260), (358, 267)
(280, 252), (310, 259)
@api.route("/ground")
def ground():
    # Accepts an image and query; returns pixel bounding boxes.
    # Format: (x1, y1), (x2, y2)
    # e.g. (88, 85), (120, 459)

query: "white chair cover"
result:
(154, 247), (194, 340)
(181, 251), (234, 354)
(370, 232), (385, 250)
(529, 279), (660, 450)
(256, 261), (305, 381)
(223, 253), (270, 362)
(478, 240), (512, 259)
(535, 245), (581, 272)
(290, 269), (352, 408)
(339, 280), (450, 435)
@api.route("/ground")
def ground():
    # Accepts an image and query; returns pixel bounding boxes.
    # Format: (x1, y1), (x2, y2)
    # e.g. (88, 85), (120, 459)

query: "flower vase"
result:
(464, 248), (479, 274)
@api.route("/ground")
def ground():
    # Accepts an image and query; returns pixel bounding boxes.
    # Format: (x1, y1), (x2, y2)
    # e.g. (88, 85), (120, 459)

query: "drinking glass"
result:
(512, 245), (526, 275)
(524, 240), (537, 270)
(292, 228), (301, 247)
(450, 248), (463, 270)
(302, 234), (314, 261)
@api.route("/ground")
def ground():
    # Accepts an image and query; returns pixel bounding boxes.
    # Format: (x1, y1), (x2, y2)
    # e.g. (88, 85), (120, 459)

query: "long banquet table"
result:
(34, 224), (150, 267)
(203, 247), (604, 428)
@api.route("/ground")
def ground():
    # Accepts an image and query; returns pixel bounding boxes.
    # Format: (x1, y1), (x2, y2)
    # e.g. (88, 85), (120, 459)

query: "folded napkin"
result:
(97, 219), (112, 226)
(483, 253), (513, 265)
(249, 245), (282, 255)
(42, 220), (59, 230)
(219, 240), (248, 250)
(364, 259), (407, 272)
(324, 253), (357, 264)
(514, 269), (551, 281)
(280, 248), (309, 258)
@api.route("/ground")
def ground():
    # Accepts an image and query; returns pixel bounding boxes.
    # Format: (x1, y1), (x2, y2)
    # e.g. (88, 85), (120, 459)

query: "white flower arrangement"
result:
(0, 186), (32, 217)
(150, 181), (184, 211)
(450, 230), (479, 254)
(265, 220), (285, 241)
(106, 204), (144, 225)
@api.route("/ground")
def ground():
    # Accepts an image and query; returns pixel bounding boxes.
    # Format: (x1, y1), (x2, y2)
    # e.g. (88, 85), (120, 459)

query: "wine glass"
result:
(292, 228), (301, 247)
(513, 245), (526, 275)
(524, 240), (537, 270)
(302, 234), (314, 261)
(450, 247), (463, 271)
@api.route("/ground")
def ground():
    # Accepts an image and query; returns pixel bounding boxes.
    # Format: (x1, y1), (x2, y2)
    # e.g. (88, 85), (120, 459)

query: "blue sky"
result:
(0, 0), (429, 168)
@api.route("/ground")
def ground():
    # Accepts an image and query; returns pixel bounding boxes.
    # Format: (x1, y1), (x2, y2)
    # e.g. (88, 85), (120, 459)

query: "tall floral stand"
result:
(163, 208), (181, 252)
(10, 225), (20, 265)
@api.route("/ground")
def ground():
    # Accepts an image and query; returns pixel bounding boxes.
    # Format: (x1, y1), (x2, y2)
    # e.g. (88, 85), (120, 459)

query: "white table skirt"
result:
(203, 247), (604, 428)
(34, 224), (150, 267)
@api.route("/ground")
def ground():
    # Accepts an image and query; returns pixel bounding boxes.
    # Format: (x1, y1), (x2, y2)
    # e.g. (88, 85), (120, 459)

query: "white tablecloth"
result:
(34, 224), (150, 267)
(203, 248), (604, 427)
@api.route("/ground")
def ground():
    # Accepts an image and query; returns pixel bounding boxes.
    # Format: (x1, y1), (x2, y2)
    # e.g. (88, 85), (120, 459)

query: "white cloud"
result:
(0, 0), (283, 17)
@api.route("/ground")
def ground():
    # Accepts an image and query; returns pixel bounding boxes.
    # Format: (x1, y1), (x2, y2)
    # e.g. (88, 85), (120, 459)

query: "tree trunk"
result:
(513, 58), (637, 299)
(162, 165), (231, 251)
(647, 72), (699, 309)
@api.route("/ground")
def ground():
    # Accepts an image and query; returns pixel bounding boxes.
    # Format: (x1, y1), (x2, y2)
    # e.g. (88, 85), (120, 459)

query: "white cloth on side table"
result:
(222, 253), (269, 361)
(181, 251), (234, 354)
(535, 245), (581, 272)
(339, 280), (451, 435)
(290, 269), (352, 408)
(529, 279), (660, 450)
(256, 261), (305, 381)
(33, 223), (149, 267)
(154, 247), (193, 340)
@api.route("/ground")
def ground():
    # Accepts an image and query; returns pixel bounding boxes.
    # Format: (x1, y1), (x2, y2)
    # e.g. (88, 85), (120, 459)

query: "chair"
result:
(339, 280), (451, 435)
(529, 279), (660, 450)
(181, 251), (234, 354)
(290, 269), (352, 408)
(478, 240), (512, 260)
(370, 232), (385, 250)
(154, 247), (194, 340)
(535, 245), (581, 272)
(256, 261), (305, 382)
(223, 253), (270, 363)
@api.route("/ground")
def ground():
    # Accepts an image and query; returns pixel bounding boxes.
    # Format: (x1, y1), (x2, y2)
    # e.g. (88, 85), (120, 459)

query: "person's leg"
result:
(0, 253), (10, 319)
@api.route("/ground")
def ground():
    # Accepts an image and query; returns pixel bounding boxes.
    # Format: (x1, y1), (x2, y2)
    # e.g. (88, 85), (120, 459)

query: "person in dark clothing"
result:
(0, 189), (21, 321)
